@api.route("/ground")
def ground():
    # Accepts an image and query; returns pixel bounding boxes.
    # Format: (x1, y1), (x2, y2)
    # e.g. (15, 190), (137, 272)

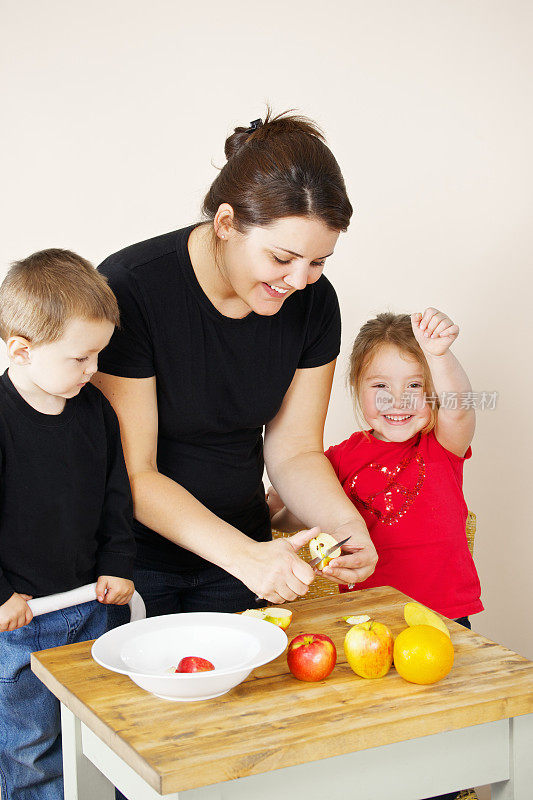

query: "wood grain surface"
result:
(31, 586), (533, 795)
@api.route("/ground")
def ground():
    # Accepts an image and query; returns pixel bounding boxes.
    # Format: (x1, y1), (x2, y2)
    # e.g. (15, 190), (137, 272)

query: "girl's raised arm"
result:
(411, 309), (475, 457)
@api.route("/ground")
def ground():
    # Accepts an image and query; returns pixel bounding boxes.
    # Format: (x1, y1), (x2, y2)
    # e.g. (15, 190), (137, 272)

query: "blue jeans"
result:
(0, 600), (106, 800)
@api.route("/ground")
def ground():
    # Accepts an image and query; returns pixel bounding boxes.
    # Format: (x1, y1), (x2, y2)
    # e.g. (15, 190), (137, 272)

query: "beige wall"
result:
(1, 1), (532, 663)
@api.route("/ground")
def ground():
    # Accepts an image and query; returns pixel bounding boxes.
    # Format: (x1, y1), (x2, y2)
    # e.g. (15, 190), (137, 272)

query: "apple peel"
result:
(343, 614), (371, 625)
(175, 656), (215, 673)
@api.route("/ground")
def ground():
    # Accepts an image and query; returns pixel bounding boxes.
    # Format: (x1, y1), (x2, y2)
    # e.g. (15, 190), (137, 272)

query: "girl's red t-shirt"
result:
(325, 430), (483, 619)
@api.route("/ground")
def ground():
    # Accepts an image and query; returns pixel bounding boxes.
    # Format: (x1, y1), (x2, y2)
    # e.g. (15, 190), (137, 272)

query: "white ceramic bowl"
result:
(92, 611), (287, 701)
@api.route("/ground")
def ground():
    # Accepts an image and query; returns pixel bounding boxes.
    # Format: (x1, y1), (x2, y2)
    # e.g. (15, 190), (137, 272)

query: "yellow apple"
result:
(344, 620), (394, 679)
(309, 532), (341, 570)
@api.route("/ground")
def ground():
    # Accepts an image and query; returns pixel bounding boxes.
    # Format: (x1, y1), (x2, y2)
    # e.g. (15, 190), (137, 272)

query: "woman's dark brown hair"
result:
(202, 108), (353, 232)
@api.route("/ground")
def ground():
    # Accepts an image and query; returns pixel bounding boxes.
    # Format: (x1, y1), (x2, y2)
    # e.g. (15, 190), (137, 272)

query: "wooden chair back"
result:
(272, 510), (477, 601)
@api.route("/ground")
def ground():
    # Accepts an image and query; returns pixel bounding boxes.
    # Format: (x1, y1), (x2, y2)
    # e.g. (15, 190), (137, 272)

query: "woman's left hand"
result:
(320, 522), (378, 585)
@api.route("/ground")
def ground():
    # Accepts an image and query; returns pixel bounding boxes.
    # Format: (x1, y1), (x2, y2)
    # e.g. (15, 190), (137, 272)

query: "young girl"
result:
(269, 307), (483, 624)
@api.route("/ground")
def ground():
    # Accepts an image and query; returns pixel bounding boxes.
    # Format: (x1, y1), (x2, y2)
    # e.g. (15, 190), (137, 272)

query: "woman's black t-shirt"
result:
(98, 224), (341, 573)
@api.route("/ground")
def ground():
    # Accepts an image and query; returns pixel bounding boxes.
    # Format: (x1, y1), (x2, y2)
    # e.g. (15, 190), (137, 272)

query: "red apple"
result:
(175, 656), (215, 673)
(287, 633), (337, 681)
(343, 620), (394, 679)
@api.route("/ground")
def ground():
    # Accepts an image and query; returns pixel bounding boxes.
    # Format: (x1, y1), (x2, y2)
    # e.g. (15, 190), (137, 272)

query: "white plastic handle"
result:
(27, 583), (146, 621)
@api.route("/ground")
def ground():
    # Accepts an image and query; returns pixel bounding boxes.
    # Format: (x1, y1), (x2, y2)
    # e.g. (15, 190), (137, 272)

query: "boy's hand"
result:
(95, 576), (135, 605)
(0, 592), (33, 632)
(411, 308), (459, 357)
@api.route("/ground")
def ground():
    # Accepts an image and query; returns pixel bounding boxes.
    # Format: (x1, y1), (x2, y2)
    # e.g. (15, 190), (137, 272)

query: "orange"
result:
(393, 625), (454, 685)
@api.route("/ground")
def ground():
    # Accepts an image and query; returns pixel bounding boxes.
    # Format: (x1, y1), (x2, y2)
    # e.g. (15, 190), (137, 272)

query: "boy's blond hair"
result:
(0, 249), (119, 344)
(348, 312), (439, 435)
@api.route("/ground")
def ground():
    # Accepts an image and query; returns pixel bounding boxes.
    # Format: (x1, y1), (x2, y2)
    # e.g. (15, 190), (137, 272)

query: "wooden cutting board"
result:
(31, 586), (533, 795)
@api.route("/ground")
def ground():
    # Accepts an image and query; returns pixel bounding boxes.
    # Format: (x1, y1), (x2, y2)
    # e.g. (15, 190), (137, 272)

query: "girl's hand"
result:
(242, 527), (319, 604)
(320, 522), (378, 585)
(0, 592), (33, 632)
(411, 308), (459, 357)
(96, 576), (135, 605)
(266, 486), (285, 519)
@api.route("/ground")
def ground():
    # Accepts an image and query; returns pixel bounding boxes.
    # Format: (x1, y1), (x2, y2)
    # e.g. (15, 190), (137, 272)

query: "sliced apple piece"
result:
(309, 532), (341, 570)
(404, 601), (450, 638)
(241, 609), (266, 620)
(242, 607), (293, 630)
(343, 614), (371, 625)
(263, 607), (292, 630)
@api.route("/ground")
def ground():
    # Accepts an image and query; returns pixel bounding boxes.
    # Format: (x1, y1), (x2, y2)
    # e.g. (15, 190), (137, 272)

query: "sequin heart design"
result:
(348, 453), (425, 526)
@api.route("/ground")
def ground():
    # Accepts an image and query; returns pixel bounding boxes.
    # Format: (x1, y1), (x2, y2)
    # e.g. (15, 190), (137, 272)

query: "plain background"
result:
(1, 0), (531, 682)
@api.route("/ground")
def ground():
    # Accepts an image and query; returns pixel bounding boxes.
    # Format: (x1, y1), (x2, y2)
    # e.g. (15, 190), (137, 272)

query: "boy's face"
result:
(359, 344), (431, 443)
(23, 317), (115, 399)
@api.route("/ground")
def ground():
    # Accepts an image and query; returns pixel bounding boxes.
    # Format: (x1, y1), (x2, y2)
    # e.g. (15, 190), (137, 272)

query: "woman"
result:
(94, 110), (378, 619)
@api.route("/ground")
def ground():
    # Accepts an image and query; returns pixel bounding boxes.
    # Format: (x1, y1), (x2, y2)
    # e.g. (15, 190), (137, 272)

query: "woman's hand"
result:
(240, 527), (320, 604)
(320, 522), (378, 586)
(411, 308), (459, 357)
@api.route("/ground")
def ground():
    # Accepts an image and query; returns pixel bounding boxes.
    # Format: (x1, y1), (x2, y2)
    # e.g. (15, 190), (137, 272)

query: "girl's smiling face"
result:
(359, 344), (431, 442)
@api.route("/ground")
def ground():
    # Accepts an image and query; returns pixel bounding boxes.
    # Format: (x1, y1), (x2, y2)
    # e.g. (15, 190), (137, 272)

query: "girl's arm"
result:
(264, 361), (377, 586)
(267, 486), (305, 532)
(411, 308), (475, 457)
(91, 373), (317, 605)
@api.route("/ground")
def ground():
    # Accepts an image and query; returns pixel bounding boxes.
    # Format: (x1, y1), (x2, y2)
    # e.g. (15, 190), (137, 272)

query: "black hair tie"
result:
(248, 118), (263, 133)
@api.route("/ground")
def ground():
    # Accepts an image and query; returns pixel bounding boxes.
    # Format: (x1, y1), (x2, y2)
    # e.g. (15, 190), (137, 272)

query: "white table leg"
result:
(492, 713), (533, 800)
(61, 704), (115, 800)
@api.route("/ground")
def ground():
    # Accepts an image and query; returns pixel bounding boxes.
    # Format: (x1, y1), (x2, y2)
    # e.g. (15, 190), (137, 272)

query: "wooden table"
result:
(32, 586), (533, 800)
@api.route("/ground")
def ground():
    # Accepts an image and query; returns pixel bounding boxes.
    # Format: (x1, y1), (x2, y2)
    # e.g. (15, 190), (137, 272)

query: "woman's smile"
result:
(262, 281), (291, 299)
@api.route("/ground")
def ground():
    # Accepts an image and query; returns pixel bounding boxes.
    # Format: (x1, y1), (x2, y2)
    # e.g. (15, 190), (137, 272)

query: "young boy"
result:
(0, 249), (136, 800)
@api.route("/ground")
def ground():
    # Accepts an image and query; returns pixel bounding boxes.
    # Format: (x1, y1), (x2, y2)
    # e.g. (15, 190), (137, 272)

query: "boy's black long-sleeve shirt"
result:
(0, 370), (135, 606)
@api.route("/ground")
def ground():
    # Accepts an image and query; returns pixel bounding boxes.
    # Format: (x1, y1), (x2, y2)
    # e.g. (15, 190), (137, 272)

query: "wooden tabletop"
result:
(32, 586), (533, 795)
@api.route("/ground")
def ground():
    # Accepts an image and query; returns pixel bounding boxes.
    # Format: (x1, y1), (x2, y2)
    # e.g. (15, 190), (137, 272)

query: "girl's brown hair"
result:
(0, 248), (120, 344)
(202, 108), (353, 233)
(348, 312), (439, 434)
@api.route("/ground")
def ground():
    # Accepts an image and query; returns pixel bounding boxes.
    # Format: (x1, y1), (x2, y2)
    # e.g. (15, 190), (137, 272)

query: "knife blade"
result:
(309, 535), (351, 568)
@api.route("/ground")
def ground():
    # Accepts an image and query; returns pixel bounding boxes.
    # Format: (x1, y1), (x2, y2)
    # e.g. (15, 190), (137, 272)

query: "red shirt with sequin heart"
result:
(325, 430), (483, 619)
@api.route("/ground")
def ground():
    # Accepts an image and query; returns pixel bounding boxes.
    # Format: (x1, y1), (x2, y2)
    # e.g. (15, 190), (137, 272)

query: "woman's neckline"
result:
(180, 223), (255, 323)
